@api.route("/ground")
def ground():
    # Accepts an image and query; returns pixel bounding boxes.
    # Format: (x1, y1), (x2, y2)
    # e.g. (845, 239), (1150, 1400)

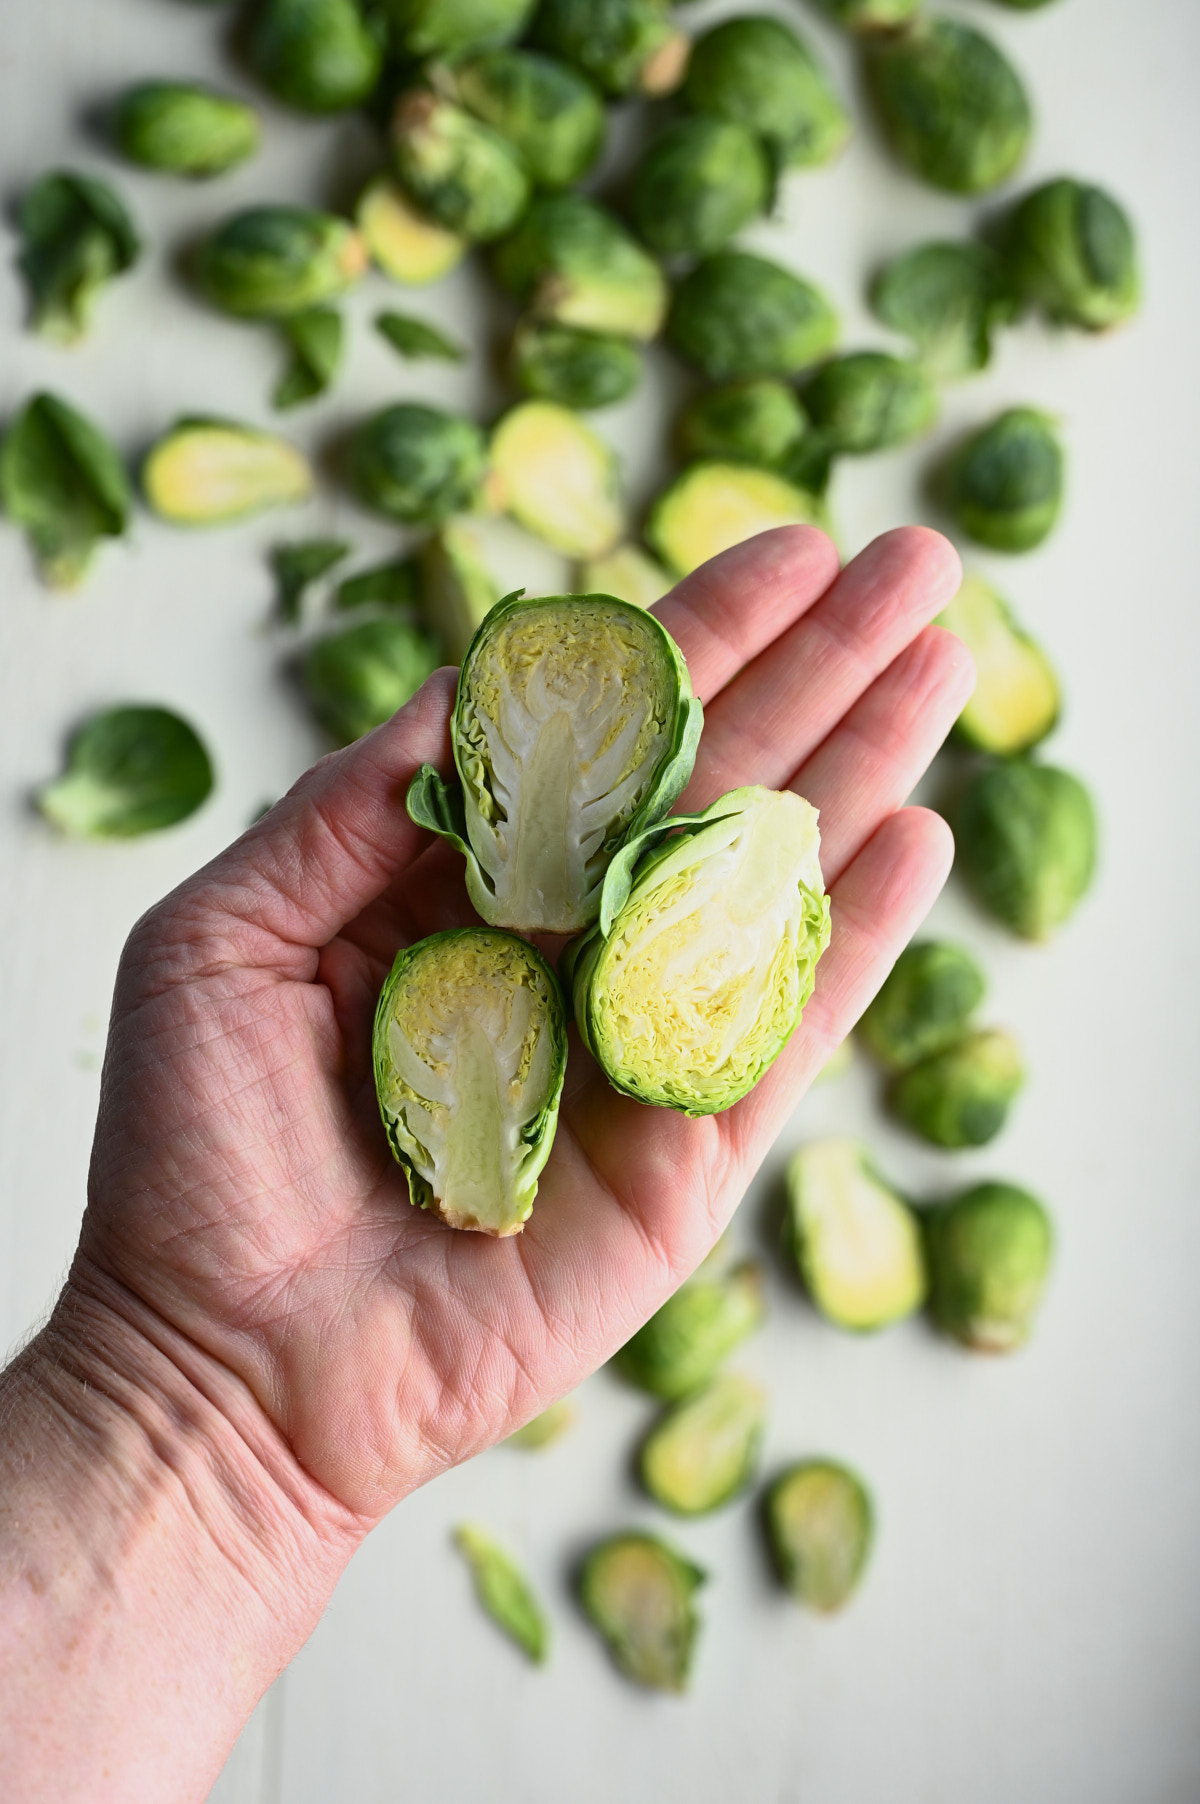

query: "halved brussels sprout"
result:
(453, 1525), (548, 1662)
(198, 206), (366, 318)
(493, 194), (668, 341)
(38, 705), (214, 839)
(765, 1460), (874, 1612)
(613, 1258), (765, 1401)
(351, 402), (489, 525)
(17, 170), (141, 344)
(373, 927), (567, 1235)
(888, 1027), (1024, 1149)
(143, 421), (312, 523)
(112, 82), (260, 176)
(565, 786), (831, 1115)
(937, 573), (1060, 756)
(529, 0), (689, 99)
(682, 15), (849, 170)
(801, 351), (938, 456)
(630, 118), (771, 261)
(667, 251), (839, 382)
(578, 1533), (704, 1692)
(956, 761), (1097, 940)
(357, 177), (466, 286)
(869, 240), (1018, 380)
(925, 1181), (1053, 1352)
(858, 939), (985, 1071)
(505, 1397), (576, 1449)
(301, 617), (441, 744)
(1, 391), (132, 588)
(640, 1373), (766, 1516)
(675, 380), (810, 471)
(389, 0), (535, 58)
(785, 1139), (926, 1332)
(647, 462), (827, 580)
(489, 401), (624, 558)
(417, 518), (500, 661)
(247, 0), (383, 114)
(578, 543), (671, 612)
(510, 319), (642, 411)
(1002, 177), (1140, 332)
(443, 47), (606, 190)
(946, 408), (1065, 553)
(407, 591), (700, 932)
(391, 89), (530, 244)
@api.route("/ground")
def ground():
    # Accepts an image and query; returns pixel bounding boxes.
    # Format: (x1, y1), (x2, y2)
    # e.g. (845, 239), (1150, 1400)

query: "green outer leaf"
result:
(274, 307), (344, 410)
(454, 1524), (549, 1663)
(1, 391), (132, 587)
(375, 308), (466, 362)
(18, 170), (140, 342)
(37, 705), (214, 838)
(271, 537), (350, 622)
(578, 1532), (705, 1693)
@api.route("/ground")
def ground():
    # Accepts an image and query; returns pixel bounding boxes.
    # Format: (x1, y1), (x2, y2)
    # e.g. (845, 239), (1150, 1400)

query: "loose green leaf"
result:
(375, 309), (466, 363)
(1, 391), (132, 588)
(17, 170), (140, 343)
(274, 307), (344, 410)
(271, 537), (351, 623)
(334, 558), (420, 611)
(454, 1525), (548, 1663)
(38, 705), (214, 838)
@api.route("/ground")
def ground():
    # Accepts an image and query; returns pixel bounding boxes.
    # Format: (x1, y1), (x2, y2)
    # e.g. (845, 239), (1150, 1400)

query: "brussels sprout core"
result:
(579, 1534), (705, 1692)
(786, 1140), (927, 1332)
(614, 1258), (764, 1399)
(766, 1460), (874, 1612)
(639, 1374), (766, 1515)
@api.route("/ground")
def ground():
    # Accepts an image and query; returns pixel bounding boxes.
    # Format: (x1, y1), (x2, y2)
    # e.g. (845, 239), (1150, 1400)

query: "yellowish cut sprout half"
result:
(786, 1138), (926, 1331)
(490, 401), (623, 558)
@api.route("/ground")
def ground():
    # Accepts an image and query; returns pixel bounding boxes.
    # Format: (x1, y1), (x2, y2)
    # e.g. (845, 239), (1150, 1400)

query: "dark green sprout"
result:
(946, 407), (1064, 552)
(1002, 178), (1140, 331)
(112, 82), (260, 176)
(666, 251), (839, 382)
(271, 538), (350, 623)
(350, 402), (489, 524)
(801, 352), (938, 455)
(631, 118), (771, 261)
(527, 0), (688, 99)
(17, 170), (140, 343)
(301, 617), (442, 743)
(248, 0), (382, 114)
(955, 761), (1097, 941)
(198, 206), (366, 318)
(675, 380), (810, 469)
(375, 310), (466, 362)
(445, 47), (606, 190)
(888, 1027), (1024, 1149)
(1, 391), (132, 588)
(870, 241), (1019, 379)
(510, 319), (642, 409)
(391, 90), (530, 243)
(274, 307), (344, 409)
(682, 15), (849, 170)
(37, 706), (215, 838)
(613, 1260), (765, 1400)
(858, 940), (986, 1071)
(387, 0), (536, 59)
(335, 558), (420, 611)
(925, 1182), (1054, 1353)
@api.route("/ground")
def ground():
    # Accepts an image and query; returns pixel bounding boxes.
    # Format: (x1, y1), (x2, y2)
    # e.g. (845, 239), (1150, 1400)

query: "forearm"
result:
(0, 1276), (364, 1804)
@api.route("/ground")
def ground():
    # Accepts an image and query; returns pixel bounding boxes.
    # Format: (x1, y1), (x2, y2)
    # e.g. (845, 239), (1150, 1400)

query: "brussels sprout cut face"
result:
(357, 178), (466, 286)
(786, 1139), (926, 1332)
(639, 1374), (766, 1516)
(647, 462), (827, 580)
(373, 928), (567, 1236)
(938, 573), (1060, 756)
(489, 401), (624, 559)
(766, 1461), (874, 1613)
(579, 1534), (705, 1692)
(143, 422), (312, 524)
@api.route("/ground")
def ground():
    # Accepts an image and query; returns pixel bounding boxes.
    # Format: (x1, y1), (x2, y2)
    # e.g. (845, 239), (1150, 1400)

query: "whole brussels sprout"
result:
(198, 206), (366, 318)
(417, 519), (500, 661)
(391, 90), (529, 243)
(614, 1259), (765, 1400)
(510, 319), (642, 410)
(17, 170), (140, 343)
(675, 380), (810, 469)
(811, 0), (921, 29)
(869, 240), (1019, 380)
(577, 543), (671, 612)
(937, 573), (1060, 757)
(631, 118), (771, 261)
(493, 194), (668, 341)
(946, 407), (1064, 553)
(247, 0), (382, 114)
(639, 1374), (766, 1516)
(38, 706), (214, 839)
(925, 1181), (1053, 1352)
(357, 177), (465, 286)
(858, 940), (985, 1072)
(955, 761), (1097, 940)
(443, 48), (606, 190)
(801, 351), (938, 455)
(350, 402), (489, 524)
(528, 0), (689, 99)
(765, 1460), (874, 1613)
(888, 1027), (1024, 1149)
(301, 617), (441, 744)
(373, 928), (567, 1235)
(454, 1525), (548, 1663)
(386, 0), (535, 57)
(1002, 178), (1140, 332)
(579, 1534), (705, 1693)
(864, 17), (1032, 196)
(786, 1139), (927, 1332)
(112, 82), (260, 176)
(647, 462), (827, 580)
(682, 15), (849, 170)
(666, 251), (839, 382)
(489, 400), (625, 557)
(1, 391), (131, 588)
(143, 420), (312, 524)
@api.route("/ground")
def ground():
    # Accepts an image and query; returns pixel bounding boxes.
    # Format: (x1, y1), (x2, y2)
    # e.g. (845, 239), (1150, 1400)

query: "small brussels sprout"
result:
(864, 18), (1032, 196)
(786, 1140), (927, 1332)
(675, 381), (810, 470)
(493, 194), (668, 342)
(1002, 178), (1140, 332)
(443, 47), (606, 190)
(144, 421), (312, 524)
(112, 82), (259, 176)
(302, 617), (441, 744)
(565, 786), (831, 1115)
(937, 573), (1060, 756)
(528, 0), (689, 99)
(631, 118), (771, 261)
(946, 408), (1065, 553)
(956, 761), (1097, 940)
(198, 207), (366, 318)
(373, 927), (567, 1234)
(811, 0), (921, 30)
(453, 1525), (548, 1663)
(249, 0), (381, 114)
(17, 170), (140, 343)
(614, 1260), (765, 1400)
(389, 0), (535, 58)
(357, 177), (466, 286)
(858, 939), (985, 1072)
(646, 462), (827, 580)
(489, 401), (624, 558)
(666, 252), (839, 382)
(925, 1182), (1053, 1351)
(870, 241), (1018, 381)
(801, 352), (938, 456)
(888, 1027), (1024, 1149)
(510, 319), (642, 411)
(578, 1534), (704, 1692)
(577, 544), (671, 612)
(274, 306), (344, 410)
(350, 402), (489, 525)
(1, 392), (131, 588)
(38, 706), (214, 838)
(505, 1398), (576, 1449)
(375, 310), (466, 363)
(417, 518), (500, 660)
(272, 536), (350, 622)
(407, 592), (700, 931)
(640, 1374), (766, 1516)
(682, 16), (849, 171)
(391, 90), (530, 244)
(765, 1460), (874, 1613)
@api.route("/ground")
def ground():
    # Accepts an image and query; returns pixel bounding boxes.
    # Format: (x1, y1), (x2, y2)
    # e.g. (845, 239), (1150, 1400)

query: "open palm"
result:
(76, 525), (970, 1526)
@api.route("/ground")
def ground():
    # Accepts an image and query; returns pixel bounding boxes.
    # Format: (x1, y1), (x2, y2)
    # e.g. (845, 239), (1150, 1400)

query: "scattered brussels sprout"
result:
(389, 0), (535, 59)
(577, 543), (671, 612)
(272, 536), (350, 623)
(864, 18), (1032, 196)
(454, 1525), (548, 1663)
(640, 1374), (766, 1516)
(925, 1181), (1054, 1352)
(302, 617), (441, 744)
(493, 194), (668, 342)
(956, 761), (1097, 941)
(811, 0), (921, 29)
(375, 309), (466, 362)
(675, 380), (810, 471)
(357, 177), (466, 286)
(335, 557), (420, 611)
(765, 1460), (874, 1613)
(870, 241), (1019, 380)
(859, 939), (985, 1072)
(946, 408), (1064, 553)
(888, 1027), (1024, 1149)
(112, 82), (259, 176)
(801, 352), (938, 456)
(274, 306), (344, 409)
(17, 170), (140, 343)
(143, 421), (312, 524)
(631, 118), (770, 261)
(1002, 178), (1140, 332)
(407, 592), (699, 930)
(682, 16), (849, 171)
(509, 319), (642, 411)
(443, 47), (606, 190)
(391, 90), (530, 244)
(247, 0), (382, 113)
(666, 251), (839, 382)
(417, 519), (499, 660)
(785, 1140), (926, 1332)
(566, 786), (831, 1115)
(1, 391), (131, 588)
(489, 401), (623, 558)
(350, 402), (488, 525)
(198, 206), (366, 318)
(937, 573), (1060, 756)
(528, 0), (689, 99)
(37, 705), (214, 838)
(646, 462), (827, 580)
(373, 927), (567, 1235)
(505, 1398), (576, 1449)
(614, 1260), (765, 1400)
(578, 1533), (704, 1692)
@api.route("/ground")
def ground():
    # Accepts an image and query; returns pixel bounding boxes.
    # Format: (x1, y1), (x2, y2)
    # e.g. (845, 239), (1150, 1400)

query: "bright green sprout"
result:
(640, 1374), (766, 1516)
(387, 0), (536, 59)
(946, 408), (1065, 553)
(631, 118), (771, 261)
(505, 1398), (576, 1449)
(391, 90), (530, 244)
(453, 1525), (548, 1662)
(870, 241), (1019, 380)
(271, 537), (350, 623)
(350, 402), (489, 525)
(858, 939), (986, 1072)
(198, 206), (366, 318)
(489, 401), (625, 557)
(143, 421), (312, 524)
(786, 1140), (927, 1332)
(801, 351), (938, 455)
(417, 519), (500, 661)
(375, 310), (466, 362)
(443, 47), (606, 190)
(356, 177), (466, 286)
(955, 761), (1097, 941)
(666, 251), (839, 382)
(614, 1260), (765, 1400)
(1002, 178), (1140, 332)
(38, 706), (214, 838)
(112, 82), (260, 176)
(274, 307), (344, 410)
(937, 572), (1060, 756)
(493, 193), (668, 341)
(577, 543), (671, 612)
(925, 1182), (1054, 1352)
(888, 1027), (1024, 1149)
(528, 0), (689, 99)
(647, 462), (827, 580)
(675, 380), (811, 470)
(248, 0), (382, 113)
(682, 15), (850, 170)
(509, 319), (642, 410)
(302, 617), (441, 745)
(579, 1534), (704, 1692)
(766, 1460), (874, 1612)
(811, 0), (921, 30)
(1, 391), (131, 588)
(17, 170), (140, 343)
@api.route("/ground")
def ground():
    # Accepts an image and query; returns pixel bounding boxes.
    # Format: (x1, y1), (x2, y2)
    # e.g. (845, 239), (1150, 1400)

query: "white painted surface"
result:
(1, 2), (1198, 1801)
